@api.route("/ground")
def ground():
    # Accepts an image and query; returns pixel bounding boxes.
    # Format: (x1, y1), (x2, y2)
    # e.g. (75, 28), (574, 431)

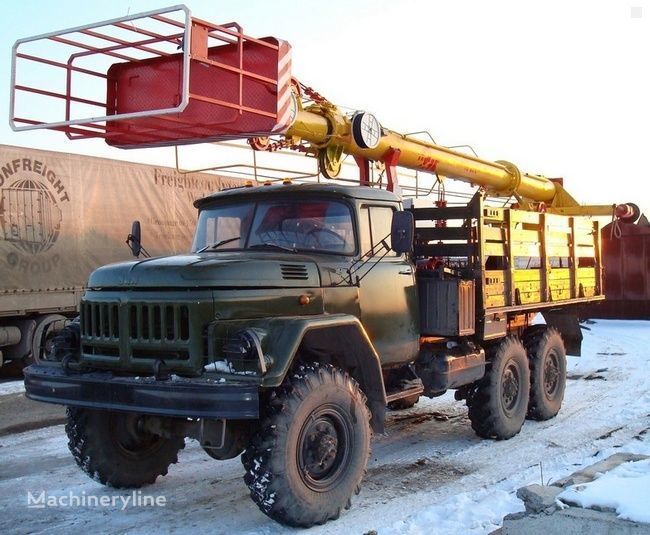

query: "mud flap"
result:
(541, 309), (583, 356)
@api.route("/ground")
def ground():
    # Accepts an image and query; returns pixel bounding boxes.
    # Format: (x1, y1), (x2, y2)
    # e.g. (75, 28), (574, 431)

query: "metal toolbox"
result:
(417, 276), (475, 336)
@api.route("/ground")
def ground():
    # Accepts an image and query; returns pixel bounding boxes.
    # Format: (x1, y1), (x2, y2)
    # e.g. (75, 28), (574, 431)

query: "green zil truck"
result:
(24, 182), (603, 526)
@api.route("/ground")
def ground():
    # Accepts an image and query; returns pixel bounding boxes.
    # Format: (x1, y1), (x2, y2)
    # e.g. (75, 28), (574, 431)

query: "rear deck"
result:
(409, 193), (604, 341)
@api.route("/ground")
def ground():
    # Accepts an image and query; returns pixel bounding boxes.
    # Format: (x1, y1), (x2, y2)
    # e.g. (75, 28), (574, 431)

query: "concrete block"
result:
(516, 484), (563, 513)
(502, 507), (650, 535)
(552, 453), (649, 487)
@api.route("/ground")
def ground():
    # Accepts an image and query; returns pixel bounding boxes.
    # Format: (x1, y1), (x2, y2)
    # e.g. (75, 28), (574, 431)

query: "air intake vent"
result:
(281, 263), (309, 280)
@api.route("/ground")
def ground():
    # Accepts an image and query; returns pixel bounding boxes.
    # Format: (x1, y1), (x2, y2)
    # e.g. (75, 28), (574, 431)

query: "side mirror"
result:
(126, 220), (142, 257)
(391, 211), (414, 255)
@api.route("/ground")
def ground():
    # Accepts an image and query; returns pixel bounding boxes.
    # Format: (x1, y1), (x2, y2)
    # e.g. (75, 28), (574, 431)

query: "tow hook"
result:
(153, 359), (169, 381)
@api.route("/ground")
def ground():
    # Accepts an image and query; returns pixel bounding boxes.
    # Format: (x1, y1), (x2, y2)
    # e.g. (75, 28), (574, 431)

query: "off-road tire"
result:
(65, 407), (185, 488)
(523, 326), (567, 421)
(387, 394), (420, 411)
(241, 363), (371, 527)
(466, 337), (530, 440)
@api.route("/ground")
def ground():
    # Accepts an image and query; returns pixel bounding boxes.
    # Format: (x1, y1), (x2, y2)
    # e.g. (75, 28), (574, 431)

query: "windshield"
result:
(191, 198), (356, 255)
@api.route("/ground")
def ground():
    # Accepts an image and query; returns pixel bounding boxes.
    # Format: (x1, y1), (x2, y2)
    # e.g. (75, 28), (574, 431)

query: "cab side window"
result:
(359, 205), (397, 258)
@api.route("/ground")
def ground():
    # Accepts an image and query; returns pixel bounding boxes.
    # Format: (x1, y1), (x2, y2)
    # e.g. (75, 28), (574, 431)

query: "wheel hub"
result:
(544, 351), (560, 397)
(111, 413), (161, 458)
(297, 406), (353, 492)
(302, 419), (340, 478)
(501, 364), (520, 412)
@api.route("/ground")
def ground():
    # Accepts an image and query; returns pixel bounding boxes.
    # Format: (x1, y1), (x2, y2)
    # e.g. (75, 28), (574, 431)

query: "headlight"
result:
(220, 328), (269, 374)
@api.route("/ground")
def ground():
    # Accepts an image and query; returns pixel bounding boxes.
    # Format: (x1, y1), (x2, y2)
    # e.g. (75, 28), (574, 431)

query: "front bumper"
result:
(24, 365), (259, 419)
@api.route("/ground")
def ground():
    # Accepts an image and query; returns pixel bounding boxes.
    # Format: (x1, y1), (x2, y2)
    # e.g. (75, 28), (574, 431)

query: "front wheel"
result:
(467, 337), (530, 440)
(65, 408), (185, 488)
(242, 363), (371, 527)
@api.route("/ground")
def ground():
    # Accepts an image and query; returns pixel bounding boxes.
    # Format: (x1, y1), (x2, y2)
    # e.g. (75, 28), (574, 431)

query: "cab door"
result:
(357, 204), (419, 365)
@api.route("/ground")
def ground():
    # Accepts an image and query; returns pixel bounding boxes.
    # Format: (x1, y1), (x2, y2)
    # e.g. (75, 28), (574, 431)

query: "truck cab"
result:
(62, 184), (419, 388)
(190, 183), (420, 367)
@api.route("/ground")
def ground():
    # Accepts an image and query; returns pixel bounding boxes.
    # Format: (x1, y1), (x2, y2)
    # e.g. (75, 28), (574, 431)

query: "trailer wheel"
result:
(48, 318), (80, 363)
(29, 314), (67, 365)
(242, 363), (371, 527)
(467, 337), (530, 440)
(523, 326), (567, 420)
(65, 407), (184, 488)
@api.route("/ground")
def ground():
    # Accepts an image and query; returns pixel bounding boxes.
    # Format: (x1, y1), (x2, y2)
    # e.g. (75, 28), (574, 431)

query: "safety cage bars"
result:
(9, 4), (293, 149)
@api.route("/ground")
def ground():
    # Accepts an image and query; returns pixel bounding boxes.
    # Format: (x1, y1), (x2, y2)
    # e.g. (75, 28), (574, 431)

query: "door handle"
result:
(398, 269), (413, 275)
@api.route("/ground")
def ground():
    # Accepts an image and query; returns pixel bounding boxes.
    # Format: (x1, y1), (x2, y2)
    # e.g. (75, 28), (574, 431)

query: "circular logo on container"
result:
(0, 160), (66, 255)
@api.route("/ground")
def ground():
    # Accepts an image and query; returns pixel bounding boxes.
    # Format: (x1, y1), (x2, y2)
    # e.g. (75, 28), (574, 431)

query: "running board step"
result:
(385, 385), (424, 404)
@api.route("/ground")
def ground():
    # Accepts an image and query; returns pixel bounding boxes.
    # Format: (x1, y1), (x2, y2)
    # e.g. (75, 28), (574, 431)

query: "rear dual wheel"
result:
(523, 326), (567, 421)
(467, 337), (530, 440)
(466, 327), (567, 440)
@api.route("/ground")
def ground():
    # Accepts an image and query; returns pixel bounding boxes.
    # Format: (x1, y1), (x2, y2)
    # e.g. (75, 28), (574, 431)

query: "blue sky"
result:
(2, 0), (649, 211)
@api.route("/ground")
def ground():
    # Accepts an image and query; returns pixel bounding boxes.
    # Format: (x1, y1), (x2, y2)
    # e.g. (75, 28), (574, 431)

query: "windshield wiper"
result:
(197, 236), (241, 252)
(249, 242), (298, 253)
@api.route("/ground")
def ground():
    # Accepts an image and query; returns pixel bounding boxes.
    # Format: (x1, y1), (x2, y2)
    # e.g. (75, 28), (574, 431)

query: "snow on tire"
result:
(65, 407), (185, 488)
(466, 337), (530, 440)
(241, 363), (371, 527)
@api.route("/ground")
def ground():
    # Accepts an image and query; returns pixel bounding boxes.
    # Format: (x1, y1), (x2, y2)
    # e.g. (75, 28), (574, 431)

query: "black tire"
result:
(203, 443), (243, 461)
(523, 326), (567, 421)
(467, 337), (530, 440)
(387, 394), (420, 411)
(65, 407), (185, 488)
(242, 363), (371, 527)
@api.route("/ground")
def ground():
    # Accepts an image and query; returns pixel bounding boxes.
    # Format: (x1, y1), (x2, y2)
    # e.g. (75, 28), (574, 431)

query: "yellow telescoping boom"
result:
(282, 99), (631, 218)
(289, 105), (556, 203)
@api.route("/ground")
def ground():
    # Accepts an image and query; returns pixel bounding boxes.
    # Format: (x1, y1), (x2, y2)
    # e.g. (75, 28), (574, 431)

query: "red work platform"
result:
(10, 5), (295, 148)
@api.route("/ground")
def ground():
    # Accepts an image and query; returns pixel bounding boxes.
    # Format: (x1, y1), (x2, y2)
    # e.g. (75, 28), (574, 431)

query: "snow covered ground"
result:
(0, 320), (649, 535)
(558, 457), (650, 524)
(0, 380), (25, 396)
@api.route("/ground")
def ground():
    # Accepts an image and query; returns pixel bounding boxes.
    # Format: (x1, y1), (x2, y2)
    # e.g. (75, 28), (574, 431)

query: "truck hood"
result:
(87, 253), (321, 289)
